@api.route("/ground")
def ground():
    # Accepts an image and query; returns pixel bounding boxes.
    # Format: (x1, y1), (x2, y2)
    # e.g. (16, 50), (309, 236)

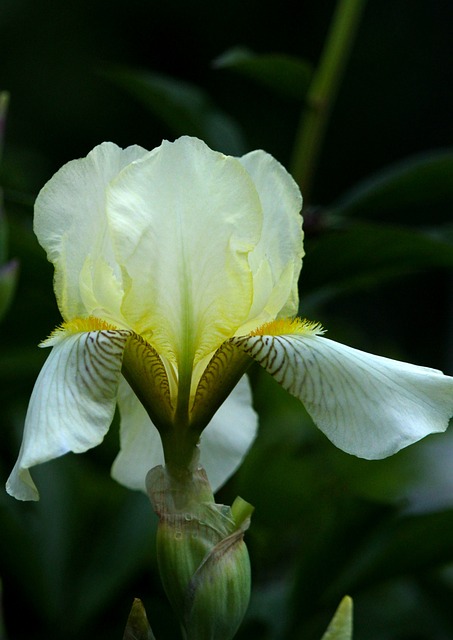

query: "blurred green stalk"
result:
(290, 0), (366, 203)
(0, 92), (9, 160)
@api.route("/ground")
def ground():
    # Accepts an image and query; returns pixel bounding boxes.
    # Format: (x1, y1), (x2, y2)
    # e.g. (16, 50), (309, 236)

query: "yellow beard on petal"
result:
(249, 317), (326, 337)
(40, 316), (122, 346)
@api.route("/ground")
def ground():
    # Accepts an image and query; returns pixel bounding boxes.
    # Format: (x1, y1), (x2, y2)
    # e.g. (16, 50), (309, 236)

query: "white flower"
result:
(6, 136), (453, 501)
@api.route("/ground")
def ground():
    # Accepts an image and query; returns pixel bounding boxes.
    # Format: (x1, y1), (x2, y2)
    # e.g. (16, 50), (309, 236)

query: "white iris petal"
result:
(34, 142), (148, 322)
(237, 150), (304, 332)
(7, 329), (130, 500)
(199, 375), (258, 490)
(233, 333), (453, 458)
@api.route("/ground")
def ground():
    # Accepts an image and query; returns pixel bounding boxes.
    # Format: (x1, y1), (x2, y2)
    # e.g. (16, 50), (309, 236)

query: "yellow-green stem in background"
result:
(290, 0), (366, 203)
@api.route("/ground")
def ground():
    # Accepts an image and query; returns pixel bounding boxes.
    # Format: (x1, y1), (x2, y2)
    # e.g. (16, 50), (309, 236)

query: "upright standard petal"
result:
(237, 150), (304, 332)
(34, 142), (148, 323)
(232, 331), (453, 459)
(106, 136), (262, 367)
(112, 376), (257, 493)
(6, 329), (130, 500)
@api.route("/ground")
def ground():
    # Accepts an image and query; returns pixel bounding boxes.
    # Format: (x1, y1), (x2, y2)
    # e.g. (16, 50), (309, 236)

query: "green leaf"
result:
(104, 66), (246, 155)
(213, 47), (313, 101)
(320, 596), (353, 640)
(123, 599), (156, 640)
(331, 150), (453, 224)
(0, 456), (154, 634)
(328, 509), (453, 598)
(301, 222), (453, 308)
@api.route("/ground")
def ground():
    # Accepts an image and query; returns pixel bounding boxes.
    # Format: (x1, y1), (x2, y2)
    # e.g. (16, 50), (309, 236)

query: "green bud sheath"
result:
(147, 464), (253, 640)
(184, 526), (251, 640)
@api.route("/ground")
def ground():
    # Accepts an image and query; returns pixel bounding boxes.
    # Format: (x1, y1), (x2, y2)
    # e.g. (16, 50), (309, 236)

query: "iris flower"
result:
(7, 136), (453, 501)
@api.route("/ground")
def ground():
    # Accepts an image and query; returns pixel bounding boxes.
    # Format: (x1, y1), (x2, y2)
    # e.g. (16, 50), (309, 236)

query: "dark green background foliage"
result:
(1, 1), (453, 638)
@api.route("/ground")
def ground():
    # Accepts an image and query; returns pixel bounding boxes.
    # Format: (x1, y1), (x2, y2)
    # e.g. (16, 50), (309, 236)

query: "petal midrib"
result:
(174, 220), (196, 427)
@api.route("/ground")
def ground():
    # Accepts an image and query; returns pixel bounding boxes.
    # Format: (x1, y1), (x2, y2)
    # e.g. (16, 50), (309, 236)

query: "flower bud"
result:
(147, 465), (253, 640)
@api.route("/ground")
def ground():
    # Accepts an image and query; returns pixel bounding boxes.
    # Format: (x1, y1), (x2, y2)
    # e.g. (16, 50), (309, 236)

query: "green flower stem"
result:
(290, 0), (366, 202)
(160, 424), (201, 481)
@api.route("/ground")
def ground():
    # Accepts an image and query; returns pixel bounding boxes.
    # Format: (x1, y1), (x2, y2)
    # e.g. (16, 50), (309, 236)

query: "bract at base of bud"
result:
(184, 528), (251, 640)
(147, 464), (253, 640)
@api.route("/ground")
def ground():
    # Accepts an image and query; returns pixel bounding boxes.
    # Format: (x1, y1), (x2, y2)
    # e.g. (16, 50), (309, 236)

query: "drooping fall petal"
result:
(232, 332), (453, 458)
(6, 329), (130, 500)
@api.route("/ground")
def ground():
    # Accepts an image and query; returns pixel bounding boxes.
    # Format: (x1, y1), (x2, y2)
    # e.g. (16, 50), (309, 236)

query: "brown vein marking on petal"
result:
(190, 341), (252, 432)
(122, 333), (174, 431)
